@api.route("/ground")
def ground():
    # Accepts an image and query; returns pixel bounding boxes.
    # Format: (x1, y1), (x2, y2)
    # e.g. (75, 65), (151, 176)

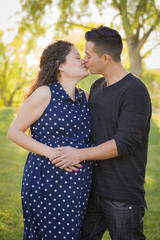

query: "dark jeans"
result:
(79, 194), (146, 240)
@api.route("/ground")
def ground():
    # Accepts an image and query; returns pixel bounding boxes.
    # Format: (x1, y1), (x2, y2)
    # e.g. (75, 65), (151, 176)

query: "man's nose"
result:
(83, 55), (88, 63)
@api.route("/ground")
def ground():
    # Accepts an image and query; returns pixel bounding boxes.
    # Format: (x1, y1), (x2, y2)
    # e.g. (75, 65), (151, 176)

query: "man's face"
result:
(83, 41), (103, 74)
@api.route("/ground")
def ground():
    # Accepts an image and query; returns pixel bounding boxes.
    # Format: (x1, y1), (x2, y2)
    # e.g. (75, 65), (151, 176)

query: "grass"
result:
(0, 107), (160, 240)
(0, 107), (27, 240)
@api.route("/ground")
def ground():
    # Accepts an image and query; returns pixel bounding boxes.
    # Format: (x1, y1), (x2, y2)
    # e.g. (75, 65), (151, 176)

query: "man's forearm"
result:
(81, 139), (118, 161)
(51, 139), (119, 169)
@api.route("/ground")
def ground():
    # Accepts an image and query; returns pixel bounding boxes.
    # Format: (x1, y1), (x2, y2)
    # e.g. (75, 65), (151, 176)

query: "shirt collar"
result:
(51, 82), (83, 103)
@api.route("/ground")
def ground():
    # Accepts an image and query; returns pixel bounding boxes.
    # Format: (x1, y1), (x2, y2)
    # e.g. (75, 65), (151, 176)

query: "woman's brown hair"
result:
(23, 40), (74, 102)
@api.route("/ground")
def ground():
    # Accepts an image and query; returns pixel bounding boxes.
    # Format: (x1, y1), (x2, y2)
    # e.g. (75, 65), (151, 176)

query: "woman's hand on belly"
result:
(50, 146), (84, 169)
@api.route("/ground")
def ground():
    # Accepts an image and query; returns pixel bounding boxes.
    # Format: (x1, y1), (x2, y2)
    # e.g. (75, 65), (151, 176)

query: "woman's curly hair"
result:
(23, 40), (74, 101)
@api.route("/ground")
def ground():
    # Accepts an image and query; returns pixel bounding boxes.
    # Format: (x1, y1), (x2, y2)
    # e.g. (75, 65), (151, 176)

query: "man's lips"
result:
(83, 65), (88, 70)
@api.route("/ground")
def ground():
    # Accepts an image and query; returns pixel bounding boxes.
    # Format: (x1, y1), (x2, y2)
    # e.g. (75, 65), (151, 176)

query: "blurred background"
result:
(0, 0), (160, 239)
(0, 0), (160, 110)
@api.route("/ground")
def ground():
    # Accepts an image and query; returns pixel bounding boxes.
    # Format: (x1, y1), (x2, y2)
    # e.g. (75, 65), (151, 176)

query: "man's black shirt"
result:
(88, 73), (152, 208)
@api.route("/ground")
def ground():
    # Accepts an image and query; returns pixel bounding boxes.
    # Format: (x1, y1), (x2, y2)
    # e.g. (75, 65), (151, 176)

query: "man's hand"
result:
(50, 146), (84, 169)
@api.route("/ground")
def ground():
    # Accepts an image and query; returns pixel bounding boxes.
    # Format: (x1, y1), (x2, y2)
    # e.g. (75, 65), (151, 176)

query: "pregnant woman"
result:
(8, 40), (93, 240)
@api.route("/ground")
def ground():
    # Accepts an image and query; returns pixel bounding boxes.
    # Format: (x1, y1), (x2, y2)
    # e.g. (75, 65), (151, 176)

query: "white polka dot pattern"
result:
(21, 82), (93, 240)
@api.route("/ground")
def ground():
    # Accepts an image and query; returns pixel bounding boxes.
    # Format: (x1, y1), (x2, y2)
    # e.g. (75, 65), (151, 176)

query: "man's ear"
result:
(102, 54), (111, 65)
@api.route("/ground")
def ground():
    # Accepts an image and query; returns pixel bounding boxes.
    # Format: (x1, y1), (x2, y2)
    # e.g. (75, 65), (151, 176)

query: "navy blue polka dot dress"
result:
(21, 82), (93, 240)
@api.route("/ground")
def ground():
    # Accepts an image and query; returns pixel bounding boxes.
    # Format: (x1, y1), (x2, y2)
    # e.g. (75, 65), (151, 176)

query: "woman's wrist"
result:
(44, 145), (53, 159)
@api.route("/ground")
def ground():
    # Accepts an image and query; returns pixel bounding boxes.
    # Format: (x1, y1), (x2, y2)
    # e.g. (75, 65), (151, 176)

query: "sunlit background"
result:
(1, 0), (160, 69)
(0, 2), (160, 240)
(0, 0), (160, 109)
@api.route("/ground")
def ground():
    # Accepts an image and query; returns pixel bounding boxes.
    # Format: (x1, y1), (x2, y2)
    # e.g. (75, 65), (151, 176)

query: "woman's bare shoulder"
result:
(27, 85), (51, 103)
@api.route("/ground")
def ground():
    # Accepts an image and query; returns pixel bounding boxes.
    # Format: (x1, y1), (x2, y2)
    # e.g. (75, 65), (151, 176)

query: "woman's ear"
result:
(58, 63), (64, 72)
(56, 60), (64, 72)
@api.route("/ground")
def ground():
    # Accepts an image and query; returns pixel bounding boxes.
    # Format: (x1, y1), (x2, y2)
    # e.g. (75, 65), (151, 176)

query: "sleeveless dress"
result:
(21, 82), (93, 240)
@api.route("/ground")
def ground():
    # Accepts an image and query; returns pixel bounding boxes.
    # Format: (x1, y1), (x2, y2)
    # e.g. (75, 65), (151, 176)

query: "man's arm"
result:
(51, 139), (118, 168)
(51, 78), (151, 169)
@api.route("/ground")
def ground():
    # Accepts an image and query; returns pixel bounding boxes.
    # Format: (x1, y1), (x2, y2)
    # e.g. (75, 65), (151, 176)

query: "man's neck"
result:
(103, 62), (128, 87)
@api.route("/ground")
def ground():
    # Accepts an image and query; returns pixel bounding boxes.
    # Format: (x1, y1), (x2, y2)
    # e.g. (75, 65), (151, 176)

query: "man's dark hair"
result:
(85, 25), (123, 62)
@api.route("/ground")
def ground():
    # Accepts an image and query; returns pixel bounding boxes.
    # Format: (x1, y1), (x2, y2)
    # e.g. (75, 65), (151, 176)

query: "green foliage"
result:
(79, 73), (101, 92)
(0, 41), (22, 106)
(1, 0), (160, 106)
(111, 0), (160, 35)
(19, 0), (93, 36)
(0, 107), (160, 239)
(18, 0), (160, 77)
(19, 0), (160, 42)
(142, 69), (160, 113)
(20, 0), (52, 36)
(0, 30), (37, 106)
(110, 0), (160, 77)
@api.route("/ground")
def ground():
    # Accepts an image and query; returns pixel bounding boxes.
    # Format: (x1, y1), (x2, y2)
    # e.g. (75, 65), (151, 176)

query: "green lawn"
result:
(0, 107), (160, 240)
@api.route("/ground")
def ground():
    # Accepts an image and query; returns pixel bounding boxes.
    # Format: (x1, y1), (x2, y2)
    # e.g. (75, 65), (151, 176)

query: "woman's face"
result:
(59, 46), (89, 82)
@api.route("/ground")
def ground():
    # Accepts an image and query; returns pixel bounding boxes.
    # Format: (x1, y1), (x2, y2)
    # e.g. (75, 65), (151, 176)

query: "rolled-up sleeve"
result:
(114, 84), (152, 156)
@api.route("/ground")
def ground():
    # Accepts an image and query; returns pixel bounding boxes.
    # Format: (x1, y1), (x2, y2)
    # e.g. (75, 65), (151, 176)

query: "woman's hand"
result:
(48, 147), (83, 172)
(50, 146), (84, 169)
(62, 164), (83, 173)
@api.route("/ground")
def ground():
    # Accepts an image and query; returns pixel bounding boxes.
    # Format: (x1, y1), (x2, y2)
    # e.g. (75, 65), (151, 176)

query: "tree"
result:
(19, 0), (160, 78)
(111, 0), (160, 77)
(0, 31), (36, 106)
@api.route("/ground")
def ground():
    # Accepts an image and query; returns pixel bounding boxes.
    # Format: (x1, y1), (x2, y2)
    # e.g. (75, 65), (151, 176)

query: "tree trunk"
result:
(7, 98), (13, 107)
(127, 37), (142, 79)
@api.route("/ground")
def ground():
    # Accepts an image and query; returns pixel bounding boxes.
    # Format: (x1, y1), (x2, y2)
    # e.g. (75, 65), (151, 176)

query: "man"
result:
(51, 26), (152, 240)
